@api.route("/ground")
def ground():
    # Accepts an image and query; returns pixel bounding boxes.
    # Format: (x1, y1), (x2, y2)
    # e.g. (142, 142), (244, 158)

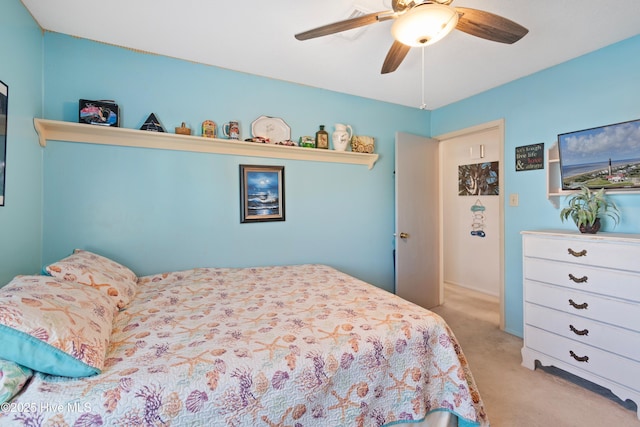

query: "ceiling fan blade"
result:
(381, 41), (411, 74)
(455, 7), (528, 44)
(295, 10), (393, 41)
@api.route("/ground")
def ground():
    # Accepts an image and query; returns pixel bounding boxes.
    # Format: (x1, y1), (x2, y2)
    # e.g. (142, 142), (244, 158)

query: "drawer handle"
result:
(567, 248), (587, 257)
(569, 350), (589, 363)
(569, 324), (589, 336)
(568, 273), (588, 284)
(568, 299), (588, 310)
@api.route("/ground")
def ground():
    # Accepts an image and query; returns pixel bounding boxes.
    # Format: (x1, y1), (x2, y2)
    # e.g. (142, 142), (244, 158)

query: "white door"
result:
(395, 132), (440, 309)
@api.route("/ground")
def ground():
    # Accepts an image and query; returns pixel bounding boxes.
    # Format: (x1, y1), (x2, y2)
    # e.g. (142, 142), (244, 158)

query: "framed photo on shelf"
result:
(0, 80), (7, 206)
(240, 164), (285, 223)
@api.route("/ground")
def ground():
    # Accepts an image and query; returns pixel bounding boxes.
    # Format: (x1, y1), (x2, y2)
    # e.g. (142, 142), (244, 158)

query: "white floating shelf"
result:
(33, 119), (379, 170)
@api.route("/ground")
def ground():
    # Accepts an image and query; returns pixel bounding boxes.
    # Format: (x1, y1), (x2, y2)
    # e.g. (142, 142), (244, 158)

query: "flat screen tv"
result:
(558, 118), (640, 190)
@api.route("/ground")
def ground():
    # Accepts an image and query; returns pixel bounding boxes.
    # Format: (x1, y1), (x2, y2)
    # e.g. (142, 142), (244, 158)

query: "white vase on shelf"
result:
(332, 123), (353, 151)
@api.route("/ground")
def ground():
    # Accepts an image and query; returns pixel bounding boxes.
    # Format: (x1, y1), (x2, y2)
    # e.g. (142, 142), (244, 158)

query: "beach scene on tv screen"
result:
(559, 119), (640, 190)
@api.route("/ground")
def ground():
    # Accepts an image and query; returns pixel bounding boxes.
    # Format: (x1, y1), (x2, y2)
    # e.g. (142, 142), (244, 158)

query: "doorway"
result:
(436, 120), (505, 329)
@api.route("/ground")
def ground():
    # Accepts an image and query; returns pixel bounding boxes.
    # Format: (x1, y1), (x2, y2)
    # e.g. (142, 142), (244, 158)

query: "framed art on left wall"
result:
(0, 80), (7, 206)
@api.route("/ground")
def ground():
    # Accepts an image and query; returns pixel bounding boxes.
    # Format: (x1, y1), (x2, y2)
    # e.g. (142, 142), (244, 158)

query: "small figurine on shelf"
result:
(299, 136), (315, 148)
(332, 123), (353, 151)
(140, 113), (165, 132)
(202, 120), (217, 138)
(222, 121), (240, 140)
(315, 125), (329, 149)
(175, 122), (191, 135)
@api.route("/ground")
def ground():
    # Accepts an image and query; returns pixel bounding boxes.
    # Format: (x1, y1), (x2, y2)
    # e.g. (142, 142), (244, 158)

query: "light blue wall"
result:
(41, 32), (430, 291)
(432, 35), (640, 336)
(10, 5), (640, 337)
(0, 0), (43, 285)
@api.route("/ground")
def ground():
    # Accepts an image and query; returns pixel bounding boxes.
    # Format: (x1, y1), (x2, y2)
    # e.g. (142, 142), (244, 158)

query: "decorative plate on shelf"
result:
(251, 116), (291, 144)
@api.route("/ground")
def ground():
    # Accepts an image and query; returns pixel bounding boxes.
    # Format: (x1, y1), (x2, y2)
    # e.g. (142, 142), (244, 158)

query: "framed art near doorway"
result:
(458, 161), (500, 196)
(0, 80), (7, 206)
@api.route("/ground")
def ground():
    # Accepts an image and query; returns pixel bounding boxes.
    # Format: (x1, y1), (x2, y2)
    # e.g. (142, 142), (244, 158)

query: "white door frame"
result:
(434, 119), (505, 330)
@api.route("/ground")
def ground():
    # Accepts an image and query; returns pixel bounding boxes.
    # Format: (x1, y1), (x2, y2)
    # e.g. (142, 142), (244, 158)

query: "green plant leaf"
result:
(559, 186), (620, 229)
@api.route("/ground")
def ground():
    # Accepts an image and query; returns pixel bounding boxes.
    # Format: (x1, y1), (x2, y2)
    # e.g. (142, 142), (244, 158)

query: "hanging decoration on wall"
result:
(470, 200), (486, 237)
(515, 143), (544, 171)
(458, 161), (499, 196)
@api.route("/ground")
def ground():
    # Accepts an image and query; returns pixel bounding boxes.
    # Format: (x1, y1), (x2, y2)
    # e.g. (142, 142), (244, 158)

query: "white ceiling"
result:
(20, 0), (640, 110)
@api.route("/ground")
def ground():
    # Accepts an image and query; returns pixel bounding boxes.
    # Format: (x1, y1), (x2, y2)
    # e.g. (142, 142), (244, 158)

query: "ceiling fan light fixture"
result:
(391, 3), (459, 47)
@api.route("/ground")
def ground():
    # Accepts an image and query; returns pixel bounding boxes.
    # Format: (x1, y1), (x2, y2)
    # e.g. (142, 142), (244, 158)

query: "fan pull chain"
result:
(419, 46), (427, 110)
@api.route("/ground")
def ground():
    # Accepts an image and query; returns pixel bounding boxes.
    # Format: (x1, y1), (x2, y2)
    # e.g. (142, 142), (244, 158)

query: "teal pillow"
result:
(0, 275), (115, 377)
(0, 326), (98, 377)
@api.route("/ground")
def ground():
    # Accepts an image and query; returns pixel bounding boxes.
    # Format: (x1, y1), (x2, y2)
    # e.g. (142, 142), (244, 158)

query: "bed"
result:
(0, 250), (488, 427)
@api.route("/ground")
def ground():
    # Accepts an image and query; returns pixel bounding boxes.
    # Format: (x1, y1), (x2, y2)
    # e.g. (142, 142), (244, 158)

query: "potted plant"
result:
(560, 186), (620, 233)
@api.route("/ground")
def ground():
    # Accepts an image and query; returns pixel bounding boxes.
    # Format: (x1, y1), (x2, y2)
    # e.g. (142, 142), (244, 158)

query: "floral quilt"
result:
(1, 264), (488, 427)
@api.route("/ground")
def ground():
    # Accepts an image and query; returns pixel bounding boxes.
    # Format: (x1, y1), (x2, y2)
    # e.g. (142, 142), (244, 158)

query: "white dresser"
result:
(521, 230), (640, 420)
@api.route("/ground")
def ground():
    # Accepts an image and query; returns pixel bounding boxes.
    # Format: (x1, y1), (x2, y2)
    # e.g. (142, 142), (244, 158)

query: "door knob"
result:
(399, 232), (409, 239)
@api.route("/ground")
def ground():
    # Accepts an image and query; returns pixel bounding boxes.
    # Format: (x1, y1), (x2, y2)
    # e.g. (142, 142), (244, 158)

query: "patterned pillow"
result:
(0, 275), (115, 377)
(44, 249), (138, 310)
(0, 359), (33, 404)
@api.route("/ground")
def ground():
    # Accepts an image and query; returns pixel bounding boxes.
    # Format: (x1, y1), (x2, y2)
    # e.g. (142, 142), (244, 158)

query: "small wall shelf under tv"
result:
(547, 143), (640, 208)
(547, 143), (571, 207)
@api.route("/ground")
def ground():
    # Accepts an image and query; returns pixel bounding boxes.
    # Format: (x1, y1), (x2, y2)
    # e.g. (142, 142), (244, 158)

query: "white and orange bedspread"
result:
(1, 264), (488, 426)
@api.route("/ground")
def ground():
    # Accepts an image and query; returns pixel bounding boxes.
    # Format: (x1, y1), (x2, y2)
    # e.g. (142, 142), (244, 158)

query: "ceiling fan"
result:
(295, 0), (529, 74)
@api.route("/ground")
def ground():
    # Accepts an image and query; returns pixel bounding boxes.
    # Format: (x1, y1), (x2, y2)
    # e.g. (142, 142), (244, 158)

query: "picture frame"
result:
(0, 80), (7, 206)
(458, 161), (500, 196)
(240, 165), (285, 223)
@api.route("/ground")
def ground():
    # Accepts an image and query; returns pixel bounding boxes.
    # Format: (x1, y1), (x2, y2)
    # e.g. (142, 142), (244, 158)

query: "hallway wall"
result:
(440, 125), (502, 297)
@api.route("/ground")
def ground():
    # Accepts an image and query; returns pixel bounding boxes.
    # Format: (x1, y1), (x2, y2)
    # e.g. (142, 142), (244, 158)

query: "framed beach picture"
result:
(0, 80), (7, 206)
(240, 165), (285, 223)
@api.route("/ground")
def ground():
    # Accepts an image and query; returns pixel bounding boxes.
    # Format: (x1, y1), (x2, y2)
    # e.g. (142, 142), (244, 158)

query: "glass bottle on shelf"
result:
(315, 125), (329, 149)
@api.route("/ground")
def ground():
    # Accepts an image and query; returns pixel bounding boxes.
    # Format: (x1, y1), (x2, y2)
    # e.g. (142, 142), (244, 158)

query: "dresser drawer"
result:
(525, 303), (640, 361)
(523, 234), (640, 271)
(525, 326), (640, 392)
(524, 257), (640, 303)
(524, 281), (640, 332)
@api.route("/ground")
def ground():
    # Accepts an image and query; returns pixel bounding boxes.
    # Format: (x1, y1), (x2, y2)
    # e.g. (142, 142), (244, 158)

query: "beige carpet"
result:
(429, 284), (639, 427)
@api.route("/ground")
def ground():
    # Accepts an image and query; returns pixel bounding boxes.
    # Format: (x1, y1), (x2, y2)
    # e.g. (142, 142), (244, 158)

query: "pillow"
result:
(0, 275), (115, 377)
(44, 249), (137, 310)
(0, 359), (33, 404)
